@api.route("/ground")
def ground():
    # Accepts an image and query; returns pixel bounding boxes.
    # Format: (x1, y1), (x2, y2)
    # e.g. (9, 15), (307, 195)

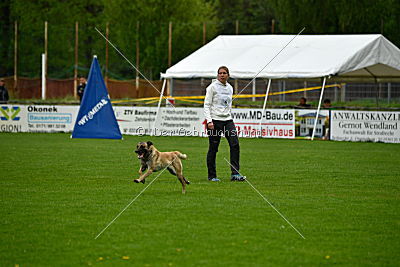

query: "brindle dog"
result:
(134, 141), (190, 193)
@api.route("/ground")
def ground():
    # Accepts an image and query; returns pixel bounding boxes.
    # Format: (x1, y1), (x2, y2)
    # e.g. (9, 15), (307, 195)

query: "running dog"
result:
(134, 141), (190, 194)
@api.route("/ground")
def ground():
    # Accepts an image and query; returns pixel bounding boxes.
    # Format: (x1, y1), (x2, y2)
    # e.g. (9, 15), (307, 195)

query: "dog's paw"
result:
(134, 179), (140, 183)
(141, 179), (145, 184)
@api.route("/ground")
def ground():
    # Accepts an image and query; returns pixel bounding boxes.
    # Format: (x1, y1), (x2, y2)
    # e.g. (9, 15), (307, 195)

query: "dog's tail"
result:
(175, 152), (187, 160)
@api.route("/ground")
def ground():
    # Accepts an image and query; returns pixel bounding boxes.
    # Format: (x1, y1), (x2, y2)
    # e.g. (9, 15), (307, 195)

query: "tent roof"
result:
(161, 34), (400, 81)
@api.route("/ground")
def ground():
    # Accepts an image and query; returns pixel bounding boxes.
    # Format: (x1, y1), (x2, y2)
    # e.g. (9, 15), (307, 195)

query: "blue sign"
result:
(71, 57), (122, 139)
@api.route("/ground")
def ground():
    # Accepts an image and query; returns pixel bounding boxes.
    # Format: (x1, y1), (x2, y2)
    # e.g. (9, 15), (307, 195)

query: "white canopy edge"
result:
(161, 34), (400, 81)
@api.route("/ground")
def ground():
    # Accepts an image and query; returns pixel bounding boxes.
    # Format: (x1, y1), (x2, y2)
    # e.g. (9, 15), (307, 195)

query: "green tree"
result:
(215, 0), (275, 34)
(5, 0), (216, 79)
(270, 0), (400, 46)
(2, 0), (400, 80)
(103, 0), (217, 79)
(0, 0), (13, 76)
(9, 0), (106, 78)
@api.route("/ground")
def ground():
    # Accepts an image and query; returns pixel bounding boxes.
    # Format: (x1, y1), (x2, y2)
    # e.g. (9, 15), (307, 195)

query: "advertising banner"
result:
(0, 105), (78, 133)
(115, 107), (206, 137)
(155, 107), (206, 137)
(294, 109), (330, 139)
(1, 105), (297, 139)
(232, 109), (295, 138)
(115, 107), (296, 138)
(114, 106), (156, 135)
(0, 105), (23, 133)
(3, 105), (399, 144)
(330, 110), (400, 143)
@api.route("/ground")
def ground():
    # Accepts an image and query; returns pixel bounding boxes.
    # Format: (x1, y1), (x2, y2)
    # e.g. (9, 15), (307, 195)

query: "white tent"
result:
(161, 34), (400, 81)
(158, 34), (400, 139)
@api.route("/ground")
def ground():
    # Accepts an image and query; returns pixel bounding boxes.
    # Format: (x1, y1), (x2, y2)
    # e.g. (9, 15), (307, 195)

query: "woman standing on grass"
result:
(204, 66), (246, 182)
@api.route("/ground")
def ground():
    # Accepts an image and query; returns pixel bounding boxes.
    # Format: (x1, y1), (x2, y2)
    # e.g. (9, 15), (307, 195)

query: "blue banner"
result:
(72, 56), (122, 139)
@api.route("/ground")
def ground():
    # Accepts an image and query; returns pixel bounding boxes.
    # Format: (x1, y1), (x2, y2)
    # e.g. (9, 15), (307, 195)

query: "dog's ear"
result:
(146, 141), (153, 148)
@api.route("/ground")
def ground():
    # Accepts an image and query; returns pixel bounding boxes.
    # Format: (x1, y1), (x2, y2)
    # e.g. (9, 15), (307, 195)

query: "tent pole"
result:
(252, 79), (256, 101)
(258, 79), (272, 138)
(151, 79), (167, 136)
(311, 77), (327, 140)
(170, 78), (174, 96)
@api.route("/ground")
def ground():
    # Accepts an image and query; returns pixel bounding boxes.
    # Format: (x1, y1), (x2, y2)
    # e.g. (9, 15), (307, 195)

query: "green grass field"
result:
(1, 133), (399, 266)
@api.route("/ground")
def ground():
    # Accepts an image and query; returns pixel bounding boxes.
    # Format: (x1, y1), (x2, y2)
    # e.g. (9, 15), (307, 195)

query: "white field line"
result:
(94, 27), (176, 109)
(223, 157), (305, 239)
(228, 27), (306, 106)
(94, 158), (177, 239)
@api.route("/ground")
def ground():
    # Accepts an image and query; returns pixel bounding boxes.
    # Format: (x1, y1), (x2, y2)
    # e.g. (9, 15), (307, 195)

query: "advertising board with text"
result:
(330, 110), (400, 143)
(232, 109), (295, 138)
(115, 107), (206, 137)
(0, 105), (77, 133)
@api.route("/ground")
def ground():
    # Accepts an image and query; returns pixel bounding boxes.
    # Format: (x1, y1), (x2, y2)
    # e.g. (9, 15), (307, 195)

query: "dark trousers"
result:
(207, 119), (240, 178)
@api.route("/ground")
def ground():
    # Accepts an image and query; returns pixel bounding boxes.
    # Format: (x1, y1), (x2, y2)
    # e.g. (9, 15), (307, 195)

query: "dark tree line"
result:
(1, 0), (399, 79)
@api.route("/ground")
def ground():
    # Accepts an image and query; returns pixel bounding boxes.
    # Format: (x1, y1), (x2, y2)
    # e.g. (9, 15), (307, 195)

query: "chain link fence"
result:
(172, 79), (400, 104)
(2, 75), (400, 105)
